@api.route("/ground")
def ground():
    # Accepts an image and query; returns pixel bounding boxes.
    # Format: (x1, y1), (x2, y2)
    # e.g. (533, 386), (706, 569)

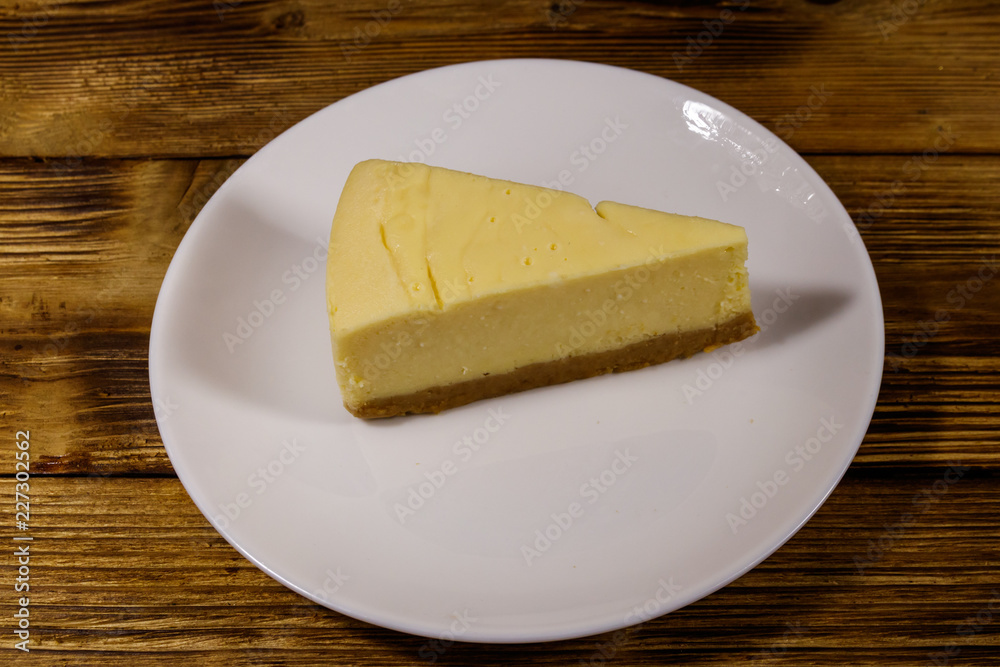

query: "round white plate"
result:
(149, 59), (883, 643)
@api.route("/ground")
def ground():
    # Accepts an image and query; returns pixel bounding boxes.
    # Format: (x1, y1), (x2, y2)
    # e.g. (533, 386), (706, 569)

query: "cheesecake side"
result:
(332, 243), (757, 416)
(348, 311), (758, 418)
(327, 159), (758, 418)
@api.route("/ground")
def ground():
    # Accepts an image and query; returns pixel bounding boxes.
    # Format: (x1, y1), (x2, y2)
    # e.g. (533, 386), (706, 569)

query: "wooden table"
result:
(2, 0), (999, 664)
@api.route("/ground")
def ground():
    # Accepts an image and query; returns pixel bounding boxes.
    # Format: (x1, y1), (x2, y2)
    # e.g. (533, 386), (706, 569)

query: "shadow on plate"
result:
(748, 284), (855, 352)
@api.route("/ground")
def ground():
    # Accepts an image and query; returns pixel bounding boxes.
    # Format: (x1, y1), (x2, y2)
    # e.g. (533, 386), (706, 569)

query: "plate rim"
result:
(149, 57), (884, 644)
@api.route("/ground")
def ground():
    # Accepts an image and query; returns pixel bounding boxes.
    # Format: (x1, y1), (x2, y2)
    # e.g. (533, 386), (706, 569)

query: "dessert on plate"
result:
(326, 159), (758, 418)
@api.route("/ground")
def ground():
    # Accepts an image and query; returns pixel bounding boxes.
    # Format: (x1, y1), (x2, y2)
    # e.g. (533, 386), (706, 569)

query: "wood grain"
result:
(0, 473), (998, 665)
(1, 0), (999, 662)
(1, 0), (999, 157)
(805, 154), (1000, 468)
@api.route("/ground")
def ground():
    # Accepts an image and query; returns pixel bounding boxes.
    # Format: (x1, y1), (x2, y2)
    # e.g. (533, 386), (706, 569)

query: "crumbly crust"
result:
(345, 311), (759, 419)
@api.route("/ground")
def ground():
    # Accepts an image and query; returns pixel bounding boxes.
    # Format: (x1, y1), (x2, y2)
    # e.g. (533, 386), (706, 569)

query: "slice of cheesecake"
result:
(326, 159), (758, 418)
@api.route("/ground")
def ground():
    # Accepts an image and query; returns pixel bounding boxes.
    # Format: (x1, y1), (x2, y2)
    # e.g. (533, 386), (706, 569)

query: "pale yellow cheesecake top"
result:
(328, 159), (749, 337)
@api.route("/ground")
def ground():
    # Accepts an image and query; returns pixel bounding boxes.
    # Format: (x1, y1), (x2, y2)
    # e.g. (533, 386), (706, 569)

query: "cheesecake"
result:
(326, 159), (758, 418)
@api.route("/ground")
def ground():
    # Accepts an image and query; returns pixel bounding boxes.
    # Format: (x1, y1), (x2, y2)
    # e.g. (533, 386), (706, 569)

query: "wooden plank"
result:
(1, 1), (996, 664)
(805, 154), (1000, 466)
(0, 158), (237, 474)
(1, 154), (999, 473)
(0, 473), (997, 664)
(1, 0), (999, 157)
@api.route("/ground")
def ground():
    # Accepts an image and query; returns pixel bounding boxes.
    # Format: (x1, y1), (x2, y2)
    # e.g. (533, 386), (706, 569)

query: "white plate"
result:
(149, 59), (883, 643)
